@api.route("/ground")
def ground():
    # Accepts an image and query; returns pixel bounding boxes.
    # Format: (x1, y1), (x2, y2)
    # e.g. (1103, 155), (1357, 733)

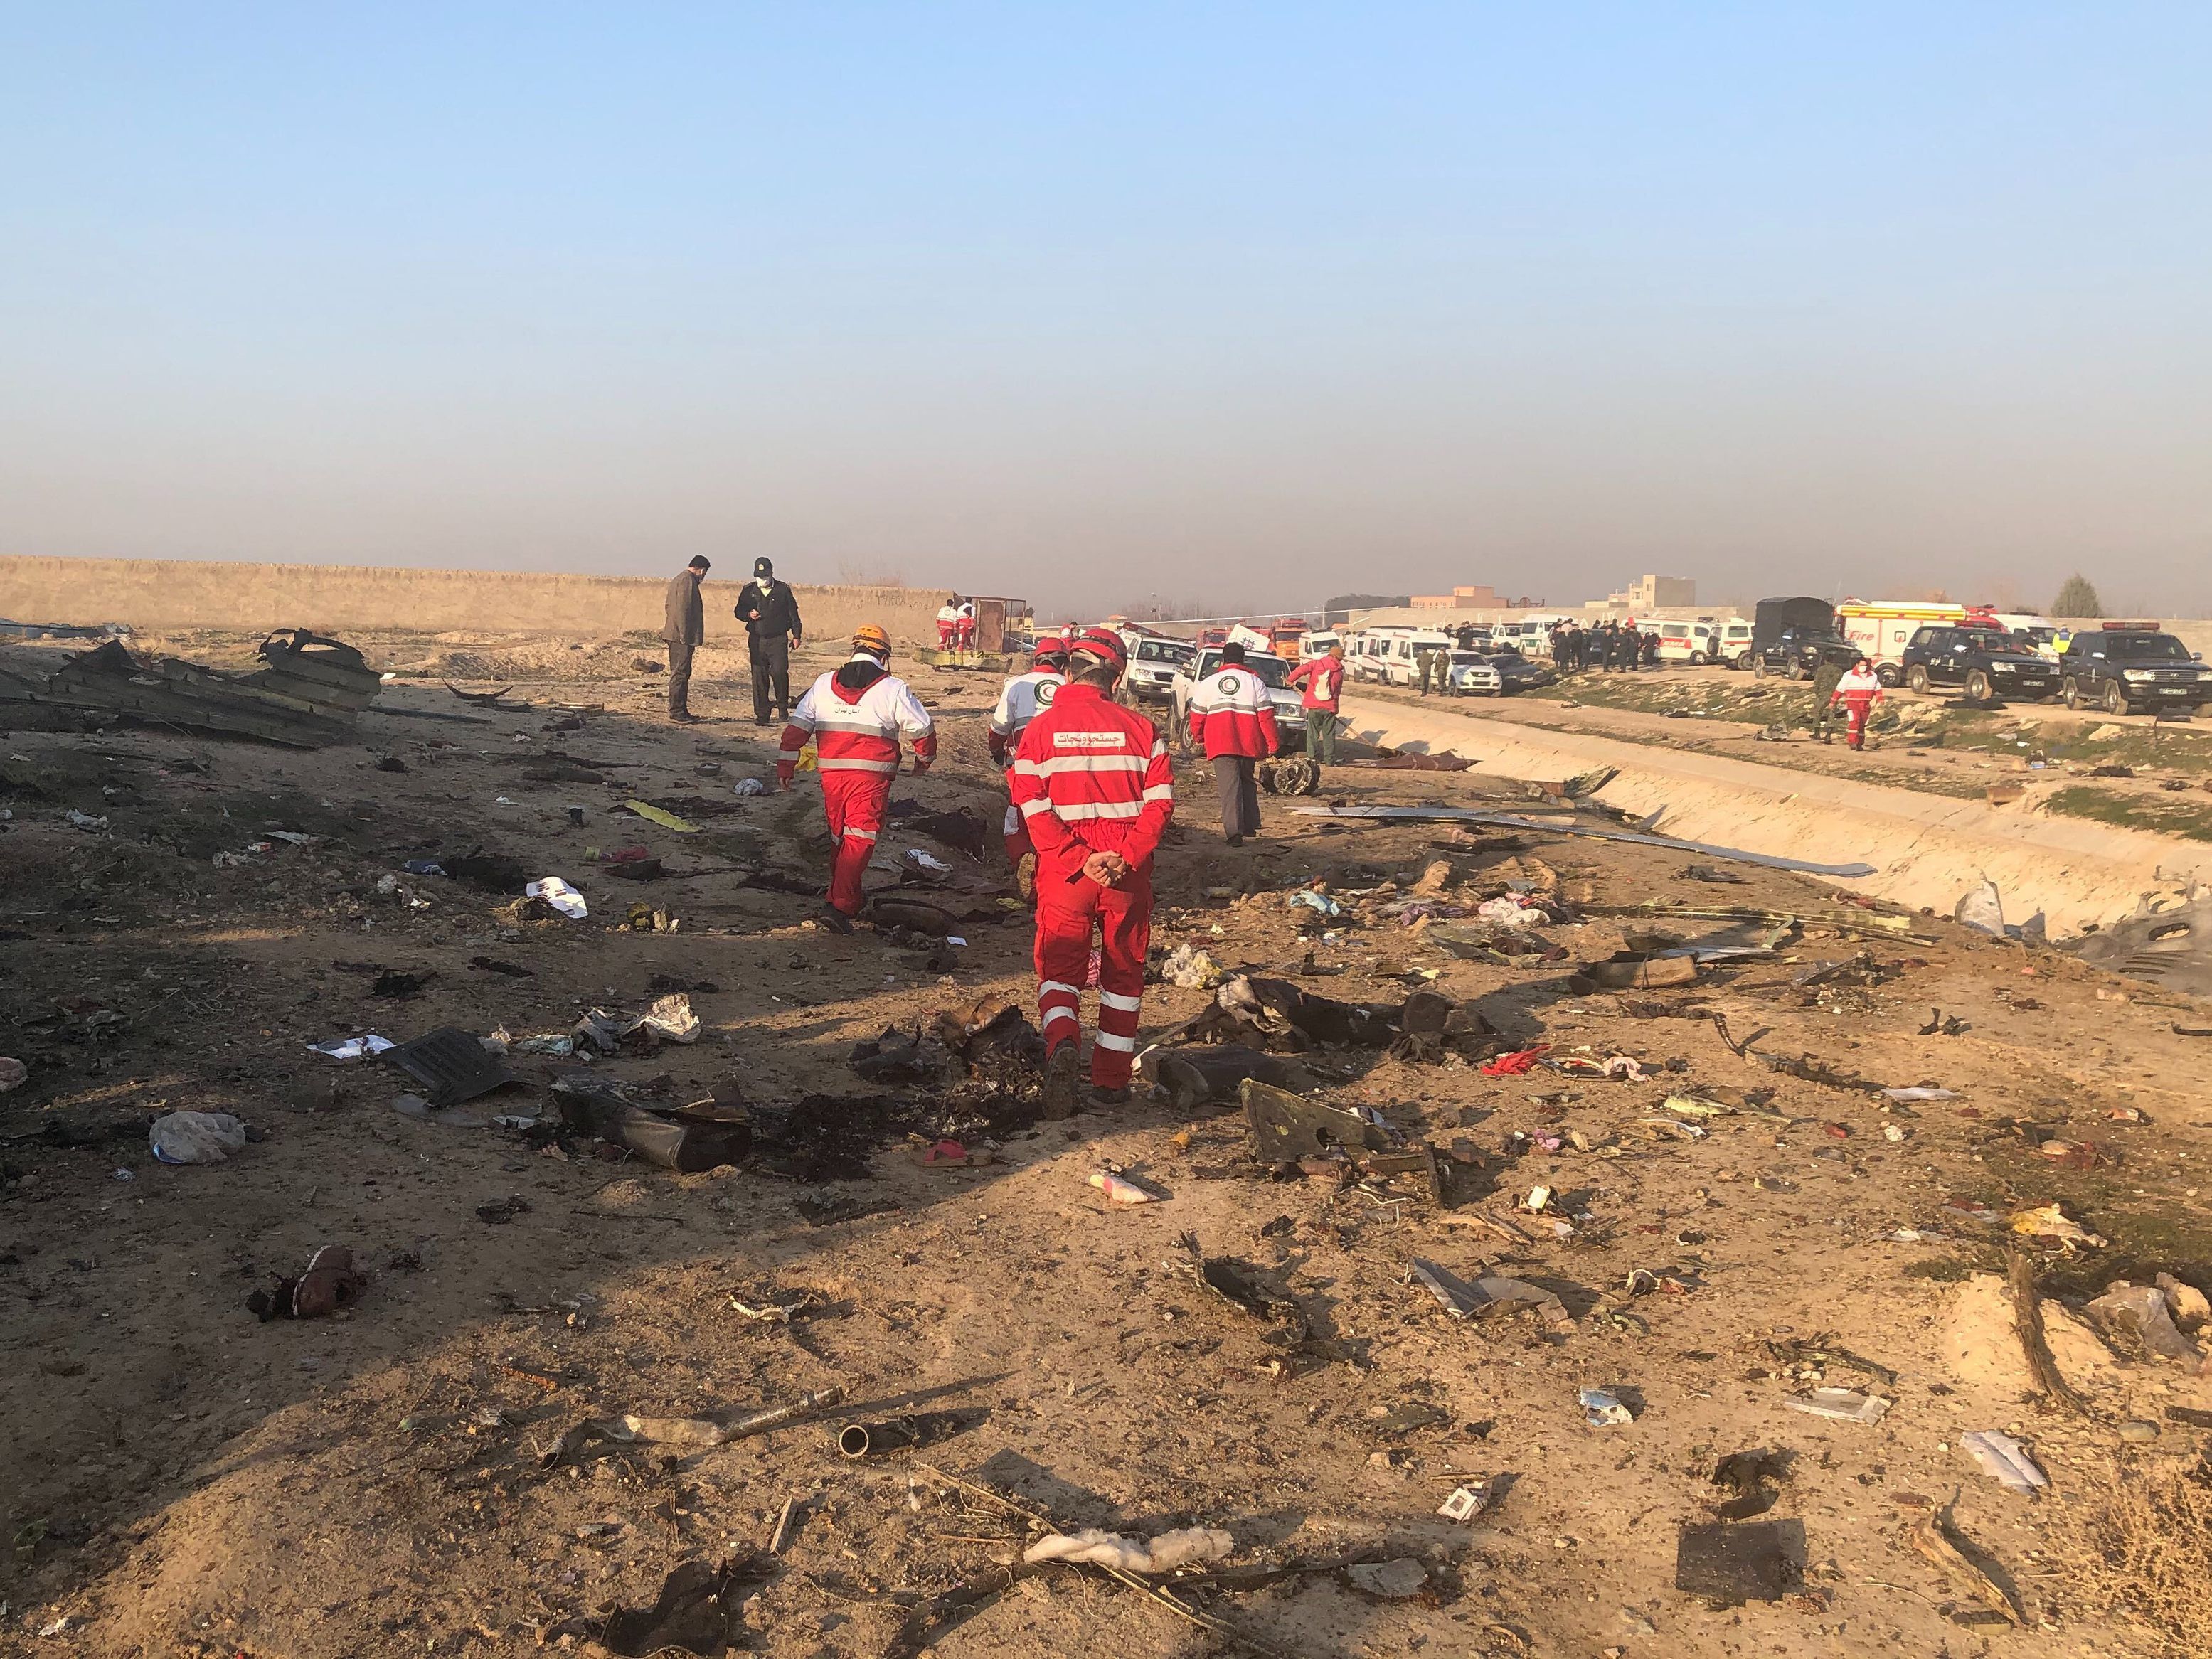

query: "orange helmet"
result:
(851, 624), (892, 658)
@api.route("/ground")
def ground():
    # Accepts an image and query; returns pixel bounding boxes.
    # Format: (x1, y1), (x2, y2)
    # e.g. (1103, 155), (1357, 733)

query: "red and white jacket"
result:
(987, 668), (1065, 764)
(1187, 665), (1281, 759)
(1286, 656), (1344, 712)
(1009, 683), (1174, 870)
(778, 655), (937, 786)
(1831, 666), (1884, 705)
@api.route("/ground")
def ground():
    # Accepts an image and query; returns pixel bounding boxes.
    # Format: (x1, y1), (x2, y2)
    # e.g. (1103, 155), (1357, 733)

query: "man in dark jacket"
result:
(733, 556), (804, 725)
(661, 556), (710, 722)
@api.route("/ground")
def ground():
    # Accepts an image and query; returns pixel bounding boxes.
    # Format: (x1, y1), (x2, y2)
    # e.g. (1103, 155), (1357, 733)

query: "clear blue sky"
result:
(2, 4), (2207, 616)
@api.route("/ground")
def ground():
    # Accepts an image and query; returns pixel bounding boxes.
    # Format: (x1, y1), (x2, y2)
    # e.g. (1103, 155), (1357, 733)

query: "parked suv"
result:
(1751, 628), (1857, 680)
(1899, 626), (2060, 702)
(1169, 647), (1308, 752)
(2058, 624), (2212, 716)
(1122, 635), (1193, 706)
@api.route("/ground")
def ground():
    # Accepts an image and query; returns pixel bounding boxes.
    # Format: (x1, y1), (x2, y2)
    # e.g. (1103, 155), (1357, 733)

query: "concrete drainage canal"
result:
(1341, 694), (2212, 988)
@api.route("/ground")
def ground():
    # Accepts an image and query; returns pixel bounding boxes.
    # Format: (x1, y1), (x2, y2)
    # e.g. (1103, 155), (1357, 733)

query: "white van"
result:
(1712, 618), (1756, 667)
(1654, 619), (1747, 665)
(1380, 630), (1457, 686)
(1297, 628), (1341, 659)
(1345, 628), (1405, 683)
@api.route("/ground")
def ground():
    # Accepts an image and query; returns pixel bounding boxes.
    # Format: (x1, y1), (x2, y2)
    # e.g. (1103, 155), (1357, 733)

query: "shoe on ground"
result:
(1016, 851), (1038, 902)
(669, 711), (703, 724)
(1041, 1045), (1080, 1121)
(1087, 1084), (1131, 1107)
(816, 904), (855, 934)
(1226, 834), (1243, 848)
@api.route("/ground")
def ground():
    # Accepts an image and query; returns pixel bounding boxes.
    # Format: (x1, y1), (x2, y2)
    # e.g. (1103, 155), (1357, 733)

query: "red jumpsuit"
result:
(1830, 667), (1884, 751)
(1009, 683), (1174, 1089)
(778, 656), (937, 914)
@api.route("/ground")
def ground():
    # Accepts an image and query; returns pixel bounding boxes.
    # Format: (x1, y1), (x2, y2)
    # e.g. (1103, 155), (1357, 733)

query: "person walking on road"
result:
(1188, 641), (1279, 846)
(1810, 654), (1846, 742)
(989, 634), (1070, 895)
(1287, 644), (1346, 766)
(660, 556), (710, 723)
(1009, 628), (1174, 1116)
(1829, 656), (1885, 751)
(777, 624), (935, 929)
(734, 557), (804, 726)
(1415, 643), (1440, 696)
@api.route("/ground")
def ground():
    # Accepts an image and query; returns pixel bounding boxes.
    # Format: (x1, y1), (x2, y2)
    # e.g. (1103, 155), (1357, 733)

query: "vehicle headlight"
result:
(2123, 669), (2156, 681)
(1990, 661), (2015, 671)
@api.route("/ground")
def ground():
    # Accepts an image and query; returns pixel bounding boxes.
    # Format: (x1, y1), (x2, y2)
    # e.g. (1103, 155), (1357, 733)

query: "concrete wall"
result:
(0, 555), (951, 646)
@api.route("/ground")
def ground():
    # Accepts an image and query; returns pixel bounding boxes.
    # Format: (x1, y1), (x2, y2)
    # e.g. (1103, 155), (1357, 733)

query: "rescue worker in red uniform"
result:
(1009, 629), (1174, 1116)
(1829, 656), (1885, 751)
(1187, 641), (1280, 845)
(777, 624), (936, 930)
(988, 635), (1069, 895)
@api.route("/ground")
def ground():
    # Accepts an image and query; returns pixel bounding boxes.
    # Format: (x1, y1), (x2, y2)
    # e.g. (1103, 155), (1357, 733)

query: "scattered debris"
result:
(1785, 1388), (1891, 1424)
(247, 1244), (366, 1321)
(387, 1027), (516, 1108)
(1675, 1520), (1797, 1605)
(1024, 1527), (1234, 1573)
(1437, 1481), (1499, 1522)
(1089, 1168), (1166, 1205)
(1345, 1558), (1430, 1599)
(2088, 1281), (2201, 1360)
(524, 875), (588, 918)
(149, 1110), (249, 1165)
(1961, 1431), (2048, 1494)
(1895, 1493), (2020, 1624)
(1580, 1387), (1633, 1427)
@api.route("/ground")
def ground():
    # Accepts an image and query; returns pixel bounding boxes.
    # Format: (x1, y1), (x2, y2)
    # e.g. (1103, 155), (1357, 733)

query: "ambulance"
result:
(1836, 601), (1995, 686)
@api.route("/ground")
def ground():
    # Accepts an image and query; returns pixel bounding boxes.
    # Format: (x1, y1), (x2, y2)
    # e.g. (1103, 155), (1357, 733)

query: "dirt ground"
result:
(6, 631), (2212, 1658)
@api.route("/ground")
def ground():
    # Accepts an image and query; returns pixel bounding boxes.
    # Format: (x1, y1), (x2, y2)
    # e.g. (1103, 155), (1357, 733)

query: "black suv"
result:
(1899, 626), (2058, 701)
(1752, 628), (1857, 679)
(2058, 625), (2212, 716)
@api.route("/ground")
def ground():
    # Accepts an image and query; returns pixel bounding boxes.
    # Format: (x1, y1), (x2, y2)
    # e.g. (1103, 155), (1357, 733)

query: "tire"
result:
(2103, 679), (2129, 716)
(1905, 665), (1929, 694)
(1876, 663), (1900, 688)
(2063, 677), (2083, 710)
(1788, 661), (1807, 682)
(1753, 657), (1767, 681)
(1689, 651), (1707, 667)
(1966, 670), (1992, 700)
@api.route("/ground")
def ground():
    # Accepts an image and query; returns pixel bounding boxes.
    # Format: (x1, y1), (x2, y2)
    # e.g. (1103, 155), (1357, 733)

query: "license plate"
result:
(2160, 687), (2188, 695)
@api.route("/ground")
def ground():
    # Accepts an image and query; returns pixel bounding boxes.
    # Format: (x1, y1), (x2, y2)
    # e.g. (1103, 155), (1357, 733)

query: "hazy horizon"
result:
(4, 7), (2208, 619)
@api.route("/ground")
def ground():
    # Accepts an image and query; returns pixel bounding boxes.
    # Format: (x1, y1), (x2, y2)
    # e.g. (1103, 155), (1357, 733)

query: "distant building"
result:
(1411, 584), (1500, 609)
(1595, 574), (1696, 611)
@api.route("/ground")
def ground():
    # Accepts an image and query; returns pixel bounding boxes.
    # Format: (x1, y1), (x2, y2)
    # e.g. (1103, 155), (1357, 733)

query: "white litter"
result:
(149, 1110), (249, 1165)
(1022, 1527), (1233, 1574)
(1580, 1386), (1633, 1427)
(526, 876), (589, 919)
(1785, 1387), (1891, 1424)
(64, 809), (109, 831)
(1884, 1087), (1959, 1102)
(1953, 879), (2006, 937)
(307, 1035), (395, 1062)
(1437, 1481), (1499, 1522)
(733, 777), (767, 796)
(1962, 1430), (2048, 1493)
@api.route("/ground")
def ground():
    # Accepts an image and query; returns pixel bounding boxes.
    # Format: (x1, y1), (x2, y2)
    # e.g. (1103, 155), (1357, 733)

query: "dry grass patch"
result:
(2044, 1458), (2212, 1655)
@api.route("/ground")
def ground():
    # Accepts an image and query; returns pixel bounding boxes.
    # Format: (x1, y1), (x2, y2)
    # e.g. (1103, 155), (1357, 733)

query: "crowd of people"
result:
(1546, 619), (1661, 672)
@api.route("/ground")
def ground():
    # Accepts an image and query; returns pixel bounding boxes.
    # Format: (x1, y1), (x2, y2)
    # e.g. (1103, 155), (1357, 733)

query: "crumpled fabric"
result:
(1022, 1527), (1235, 1573)
(1480, 1045), (1552, 1076)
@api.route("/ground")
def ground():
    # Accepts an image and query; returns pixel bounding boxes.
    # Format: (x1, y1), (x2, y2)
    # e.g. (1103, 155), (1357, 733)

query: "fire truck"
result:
(1836, 601), (2006, 686)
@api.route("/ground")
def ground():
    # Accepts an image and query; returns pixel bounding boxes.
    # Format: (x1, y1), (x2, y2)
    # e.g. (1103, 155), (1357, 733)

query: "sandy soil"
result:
(5, 633), (2212, 1658)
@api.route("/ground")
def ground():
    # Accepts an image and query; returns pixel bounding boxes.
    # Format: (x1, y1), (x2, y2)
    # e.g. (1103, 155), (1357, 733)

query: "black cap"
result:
(754, 557), (774, 579)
